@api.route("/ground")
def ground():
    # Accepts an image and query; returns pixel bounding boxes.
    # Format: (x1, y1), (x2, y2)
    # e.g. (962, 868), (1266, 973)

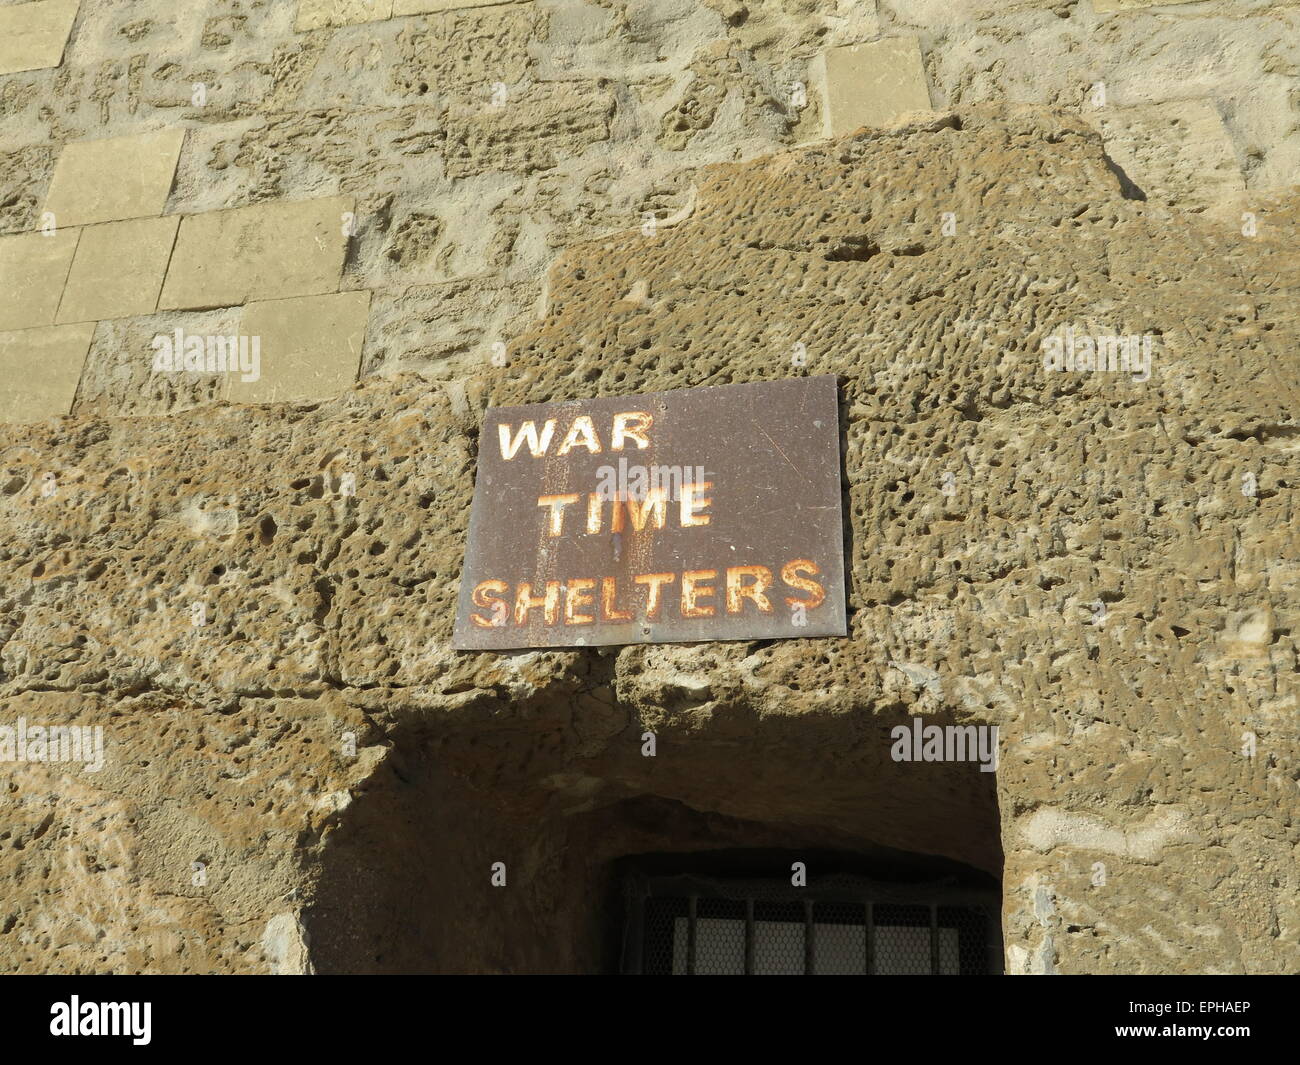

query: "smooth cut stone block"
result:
(0, 0), (79, 76)
(229, 290), (372, 404)
(822, 36), (933, 138)
(43, 128), (186, 229)
(158, 196), (353, 312)
(0, 229), (80, 332)
(57, 216), (181, 324)
(0, 322), (95, 423)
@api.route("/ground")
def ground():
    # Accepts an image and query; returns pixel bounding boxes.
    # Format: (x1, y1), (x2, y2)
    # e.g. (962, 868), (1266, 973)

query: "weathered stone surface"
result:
(0, 0), (79, 76)
(0, 0), (1298, 978)
(393, 0), (527, 15)
(73, 307), (244, 420)
(821, 37), (933, 137)
(2, 0), (1295, 341)
(0, 109), (1294, 974)
(823, 0), (882, 46)
(1092, 0), (1180, 11)
(0, 229), (80, 332)
(158, 196), (353, 311)
(296, 0), (393, 32)
(56, 216), (180, 324)
(0, 145), (55, 236)
(43, 129), (185, 229)
(657, 40), (799, 152)
(1090, 99), (1246, 210)
(0, 321), (93, 422)
(441, 82), (617, 179)
(0, 689), (380, 973)
(231, 290), (372, 404)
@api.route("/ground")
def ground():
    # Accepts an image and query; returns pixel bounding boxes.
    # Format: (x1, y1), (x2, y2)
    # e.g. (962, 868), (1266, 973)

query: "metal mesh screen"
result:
(675, 899), (746, 975)
(874, 904), (934, 974)
(642, 897), (686, 975)
(812, 901), (867, 975)
(752, 901), (805, 975)
(628, 875), (999, 975)
(939, 905), (992, 974)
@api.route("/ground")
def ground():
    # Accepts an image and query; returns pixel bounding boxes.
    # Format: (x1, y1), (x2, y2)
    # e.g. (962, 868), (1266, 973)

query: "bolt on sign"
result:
(452, 375), (847, 649)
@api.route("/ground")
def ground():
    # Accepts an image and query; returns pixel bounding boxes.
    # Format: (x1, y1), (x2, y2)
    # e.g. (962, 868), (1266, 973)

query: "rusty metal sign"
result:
(452, 375), (847, 650)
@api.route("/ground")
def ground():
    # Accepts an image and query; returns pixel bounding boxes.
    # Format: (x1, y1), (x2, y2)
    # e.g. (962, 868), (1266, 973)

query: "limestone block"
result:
(0, 229), (80, 332)
(0, 0), (79, 76)
(821, 37), (933, 138)
(1090, 99), (1245, 209)
(394, 0), (525, 15)
(296, 0), (394, 31)
(229, 290), (371, 404)
(43, 129), (186, 229)
(56, 217), (180, 324)
(158, 196), (354, 312)
(0, 322), (94, 423)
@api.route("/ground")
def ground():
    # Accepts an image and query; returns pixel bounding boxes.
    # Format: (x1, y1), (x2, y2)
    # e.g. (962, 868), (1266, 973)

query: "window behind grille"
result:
(621, 872), (1001, 975)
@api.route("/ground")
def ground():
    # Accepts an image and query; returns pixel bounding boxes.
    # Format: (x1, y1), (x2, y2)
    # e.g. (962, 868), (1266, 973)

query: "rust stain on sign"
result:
(452, 375), (847, 649)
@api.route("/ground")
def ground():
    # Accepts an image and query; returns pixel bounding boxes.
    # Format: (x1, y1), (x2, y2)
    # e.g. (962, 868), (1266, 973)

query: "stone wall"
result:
(0, 0), (1297, 974)
(1, 0), (1298, 422)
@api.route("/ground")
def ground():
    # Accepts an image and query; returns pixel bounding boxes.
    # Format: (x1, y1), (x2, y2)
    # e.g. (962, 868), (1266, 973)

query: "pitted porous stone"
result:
(823, 0), (882, 46)
(0, 145), (56, 236)
(0, 109), (1294, 973)
(440, 82), (617, 179)
(0, 690), (382, 973)
(296, 0), (394, 32)
(42, 128), (185, 229)
(657, 40), (799, 152)
(71, 306), (245, 419)
(890, 0), (1065, 18)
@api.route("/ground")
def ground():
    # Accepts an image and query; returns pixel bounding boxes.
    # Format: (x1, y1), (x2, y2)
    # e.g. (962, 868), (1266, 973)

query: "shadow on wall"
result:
(301, 702), (1003, 974)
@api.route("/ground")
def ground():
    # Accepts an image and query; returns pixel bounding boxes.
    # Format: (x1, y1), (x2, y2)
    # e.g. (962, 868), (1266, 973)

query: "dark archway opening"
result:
(303, 704), (1005, 974)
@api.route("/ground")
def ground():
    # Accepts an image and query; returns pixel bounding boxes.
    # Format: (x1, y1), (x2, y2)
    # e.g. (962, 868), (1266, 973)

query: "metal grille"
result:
(625, 873), (1000, 975)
